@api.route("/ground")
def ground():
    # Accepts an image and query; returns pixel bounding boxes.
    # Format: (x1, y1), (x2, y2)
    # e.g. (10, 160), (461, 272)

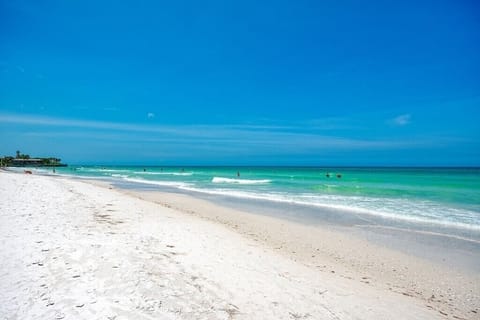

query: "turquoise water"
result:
(48, 166), (480, 231)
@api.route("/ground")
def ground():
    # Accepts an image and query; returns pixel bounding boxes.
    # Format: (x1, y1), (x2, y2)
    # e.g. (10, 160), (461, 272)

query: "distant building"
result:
(2, 152), (67, 167)
(10, 159), (45, 166)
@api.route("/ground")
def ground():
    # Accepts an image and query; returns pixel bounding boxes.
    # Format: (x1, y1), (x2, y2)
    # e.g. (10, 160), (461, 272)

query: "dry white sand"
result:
(122, 190), (480, 319)
(0, 171), (477, 319)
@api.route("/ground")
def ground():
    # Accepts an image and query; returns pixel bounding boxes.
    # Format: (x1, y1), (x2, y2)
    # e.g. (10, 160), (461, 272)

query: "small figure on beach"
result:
(326, 173), (330, 178)
(143, 168), (146, 172)
(237, 171), (240, 177)
(336, 173), (342, 178)
(53, 168), (56, 173)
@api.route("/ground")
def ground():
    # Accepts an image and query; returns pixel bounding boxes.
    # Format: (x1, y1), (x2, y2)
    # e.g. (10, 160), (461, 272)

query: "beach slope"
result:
(0, 171), (445, 319)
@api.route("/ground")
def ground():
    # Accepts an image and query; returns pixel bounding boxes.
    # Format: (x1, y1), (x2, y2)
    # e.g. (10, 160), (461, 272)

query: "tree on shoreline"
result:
(15, 150), (30, 159)
(2, 152), (65, 167)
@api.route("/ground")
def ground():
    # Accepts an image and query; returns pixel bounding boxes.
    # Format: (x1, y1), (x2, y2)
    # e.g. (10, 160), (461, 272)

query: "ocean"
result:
(44, 166), (480, 239)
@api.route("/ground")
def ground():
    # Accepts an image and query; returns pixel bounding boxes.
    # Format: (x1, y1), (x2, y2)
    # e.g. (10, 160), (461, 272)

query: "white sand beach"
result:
(0, 171), (478, 319)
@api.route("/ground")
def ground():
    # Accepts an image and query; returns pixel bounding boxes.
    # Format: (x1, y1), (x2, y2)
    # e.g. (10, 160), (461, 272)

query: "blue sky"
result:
(1, 0), (479, 165)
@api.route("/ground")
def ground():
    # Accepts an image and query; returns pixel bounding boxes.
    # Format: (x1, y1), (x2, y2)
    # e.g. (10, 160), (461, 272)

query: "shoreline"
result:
(102, 178), (480, 273)
(8, 166), (480, 239)
(87, 177), (480, 317)
(26, 165), (480, 236)
(1, 171), (479, 319)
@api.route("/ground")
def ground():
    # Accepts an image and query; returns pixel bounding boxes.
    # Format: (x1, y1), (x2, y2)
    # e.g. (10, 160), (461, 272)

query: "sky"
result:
(1, 0), (479, 165)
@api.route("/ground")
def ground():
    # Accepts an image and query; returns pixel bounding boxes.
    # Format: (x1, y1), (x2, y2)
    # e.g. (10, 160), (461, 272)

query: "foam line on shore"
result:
(180, 186), (480, 232)
(212, 177), (271, 184)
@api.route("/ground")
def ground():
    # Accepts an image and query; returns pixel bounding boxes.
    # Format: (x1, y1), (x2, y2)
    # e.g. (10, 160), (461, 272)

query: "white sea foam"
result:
(133, 171), (193, 176)
(123, 177), (191, 188)
(111, 174), (129, 178)
(212, 177), (271, 185)
(323, 184), (338, 188)
(179, 186), (480, 232)
(77, 168), (130, 173)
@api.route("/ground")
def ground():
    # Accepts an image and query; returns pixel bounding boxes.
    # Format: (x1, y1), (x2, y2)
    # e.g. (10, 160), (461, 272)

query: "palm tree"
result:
(16, 150), (20, 159)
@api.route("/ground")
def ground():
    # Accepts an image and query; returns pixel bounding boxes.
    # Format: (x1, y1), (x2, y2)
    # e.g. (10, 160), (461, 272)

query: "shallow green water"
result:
(50, 166), (480, 230)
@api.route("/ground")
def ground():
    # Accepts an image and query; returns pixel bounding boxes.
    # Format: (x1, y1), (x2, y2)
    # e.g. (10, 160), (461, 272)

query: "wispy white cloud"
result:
(103, 107), (119, 111)
(0, 113), (435, 153)
(389, 114), (411, 126)
(0, 113), (175, 134)
(304, 117), (362, 130)
(0, 113), (291, 137)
